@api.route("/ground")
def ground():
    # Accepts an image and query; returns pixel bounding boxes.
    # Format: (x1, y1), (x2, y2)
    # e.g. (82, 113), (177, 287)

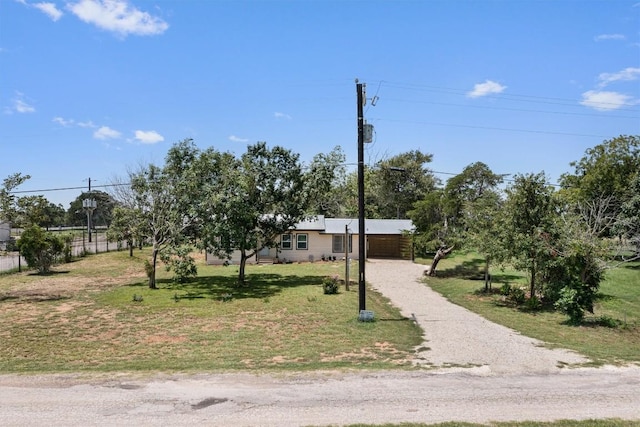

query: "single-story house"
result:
(205, 215), (415, 265)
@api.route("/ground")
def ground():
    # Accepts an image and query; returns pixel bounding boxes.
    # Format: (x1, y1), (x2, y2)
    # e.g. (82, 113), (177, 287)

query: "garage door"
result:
(367, 235), (412, 259)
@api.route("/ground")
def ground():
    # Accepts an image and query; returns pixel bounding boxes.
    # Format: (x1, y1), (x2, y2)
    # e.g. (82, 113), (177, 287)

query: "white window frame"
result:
(332, 234), (353, 253)
(296, 233), (308, 250)
(281, 234), (293, 250)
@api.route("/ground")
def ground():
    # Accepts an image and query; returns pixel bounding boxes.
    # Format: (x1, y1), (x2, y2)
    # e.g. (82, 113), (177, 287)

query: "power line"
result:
(382, 97), (640, 120)
(375, 118), (612, 139)
(9, 182), (129, 196)
(377, 80), (640, 112)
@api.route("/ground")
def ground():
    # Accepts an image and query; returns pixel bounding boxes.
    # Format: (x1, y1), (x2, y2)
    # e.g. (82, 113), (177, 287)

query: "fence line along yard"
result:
(0, 230), (127, 273)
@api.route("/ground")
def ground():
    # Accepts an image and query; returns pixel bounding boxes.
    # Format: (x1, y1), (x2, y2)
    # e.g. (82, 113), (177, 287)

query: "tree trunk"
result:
(148, 248), (158, 289)
(484, 256), (491, 292)
(128, 239), (133, 257)
(427, 246), (454, 276)
(238, 251), (247, 286)
(530, 259), (536, 299)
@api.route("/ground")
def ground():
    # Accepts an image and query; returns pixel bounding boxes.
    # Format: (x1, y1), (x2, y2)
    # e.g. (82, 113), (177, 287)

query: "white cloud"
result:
(580, 90), (637, 111)
(14, 99), (36, 113)
(229, 135), (249, 143)
(467, 80), (507, 98)
(67, 0), (169, 37)
(597, 67), (640, 88)
(274, 112), (292, 120)
(53, 116), (95, 128)
(134, 130), (164, 144)
(94, 126), (121, 139)
(53, 116), (73, 126)
(77, 120), (95, 128)
(6, 93), (35, 114)
(33, 2), (63, 21)
(594, 34), (625, 42)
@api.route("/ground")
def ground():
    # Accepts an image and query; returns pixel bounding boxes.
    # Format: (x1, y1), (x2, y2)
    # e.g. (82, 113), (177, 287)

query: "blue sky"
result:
(1, 0), (639, 208)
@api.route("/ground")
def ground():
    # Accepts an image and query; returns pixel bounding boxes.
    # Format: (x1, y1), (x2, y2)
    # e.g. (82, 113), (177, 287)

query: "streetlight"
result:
(82, 198), (97, 243)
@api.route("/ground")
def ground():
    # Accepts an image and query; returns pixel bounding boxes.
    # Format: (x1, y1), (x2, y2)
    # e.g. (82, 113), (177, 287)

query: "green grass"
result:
(0, 249), (423, 372)
(422, 252), (640, 365)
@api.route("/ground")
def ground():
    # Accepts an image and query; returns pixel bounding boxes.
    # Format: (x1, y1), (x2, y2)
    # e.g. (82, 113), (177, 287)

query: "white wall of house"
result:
(206, 231), (360, 265)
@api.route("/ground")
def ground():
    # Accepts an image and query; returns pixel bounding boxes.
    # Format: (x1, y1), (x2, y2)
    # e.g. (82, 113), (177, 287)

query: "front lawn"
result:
(0, 249), (423, 372)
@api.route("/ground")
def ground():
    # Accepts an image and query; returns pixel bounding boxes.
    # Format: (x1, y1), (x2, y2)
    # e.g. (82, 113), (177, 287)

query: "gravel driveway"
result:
(366, 259), (589, 374)
(1, 259), (639, 426)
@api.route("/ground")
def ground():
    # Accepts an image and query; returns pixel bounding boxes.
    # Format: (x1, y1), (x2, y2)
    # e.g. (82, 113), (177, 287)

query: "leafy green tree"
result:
(131, 139), (202, 289)
(615, 172), (640, 258)
(199, 142), (307, 285)
(465, 190), (505, 291)
(14, 196), (64, 228)
(408, 190), (460, 276)
(303, 146), (347, 217)
(340, 168), (378, 218)
(501, 172), (557, 299)
(373, 150), (437, 219)
(159, 245), (198, 283)
(536, 203), (610, 324)
(107, 206), (144, 256)
(0, 172), (31, 223)
(448, 163), (505, 289)
(410, 162), (504, 277)
(16, 225), (65, 273)
(560, 135), (640, 236)
(42, 202), (66, 229)
(340, 150), (437, 219)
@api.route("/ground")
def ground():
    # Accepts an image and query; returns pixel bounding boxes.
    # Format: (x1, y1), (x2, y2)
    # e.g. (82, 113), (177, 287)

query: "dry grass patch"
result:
(0, 249), (423, 373)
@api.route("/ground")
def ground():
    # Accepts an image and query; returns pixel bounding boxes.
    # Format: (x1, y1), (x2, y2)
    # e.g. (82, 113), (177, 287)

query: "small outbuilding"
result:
(0, 222), (10, 250)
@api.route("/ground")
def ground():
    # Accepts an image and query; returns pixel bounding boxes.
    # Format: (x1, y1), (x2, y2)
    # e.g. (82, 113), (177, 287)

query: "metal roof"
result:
(293, 216), (414, 235)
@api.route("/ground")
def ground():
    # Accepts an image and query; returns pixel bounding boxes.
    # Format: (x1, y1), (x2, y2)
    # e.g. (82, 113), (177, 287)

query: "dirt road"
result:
(1, 259), (638, 426)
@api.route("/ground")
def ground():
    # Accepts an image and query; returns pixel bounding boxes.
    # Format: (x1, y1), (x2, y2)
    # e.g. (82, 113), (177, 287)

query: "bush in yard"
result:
(62, 233), (73, 263)
(159, 245), (197, 283)
(500, 284), (526, 305)
(546, 245), (604, 324)
(322, 275), (340, 295)
(16, 225), (65, 273)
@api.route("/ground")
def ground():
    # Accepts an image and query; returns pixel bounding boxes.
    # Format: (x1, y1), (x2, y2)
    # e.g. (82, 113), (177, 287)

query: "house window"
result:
(332, 235), (353, 253)
(281, 234), (292, 250)
(296, 233), (308, 250)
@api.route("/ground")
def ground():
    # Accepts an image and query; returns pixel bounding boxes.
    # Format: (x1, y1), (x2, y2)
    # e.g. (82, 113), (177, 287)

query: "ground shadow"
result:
(149, 273), (323, 301)
(26, 270), (70, 277)
(435, 258), (485, 278)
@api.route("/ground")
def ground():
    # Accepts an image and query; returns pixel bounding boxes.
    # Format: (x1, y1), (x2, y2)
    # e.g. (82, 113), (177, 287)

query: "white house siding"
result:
(206, 232), (360, 265)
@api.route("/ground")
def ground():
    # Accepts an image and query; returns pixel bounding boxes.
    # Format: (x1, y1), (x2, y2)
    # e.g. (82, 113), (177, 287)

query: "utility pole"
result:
(83, 178), (97, 243)
(356, 80), (366, 312)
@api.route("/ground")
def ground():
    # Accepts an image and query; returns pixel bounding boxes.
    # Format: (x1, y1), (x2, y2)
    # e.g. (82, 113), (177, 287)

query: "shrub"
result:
(509, 287), (526, 305)
(500, 283), (526, 305)
(159, 245), (197, 283)
(525, 295), (541, 310)
(322, 275), (340, 295)
(500, 283), (512, 296)
(16, 226), (65, 274)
